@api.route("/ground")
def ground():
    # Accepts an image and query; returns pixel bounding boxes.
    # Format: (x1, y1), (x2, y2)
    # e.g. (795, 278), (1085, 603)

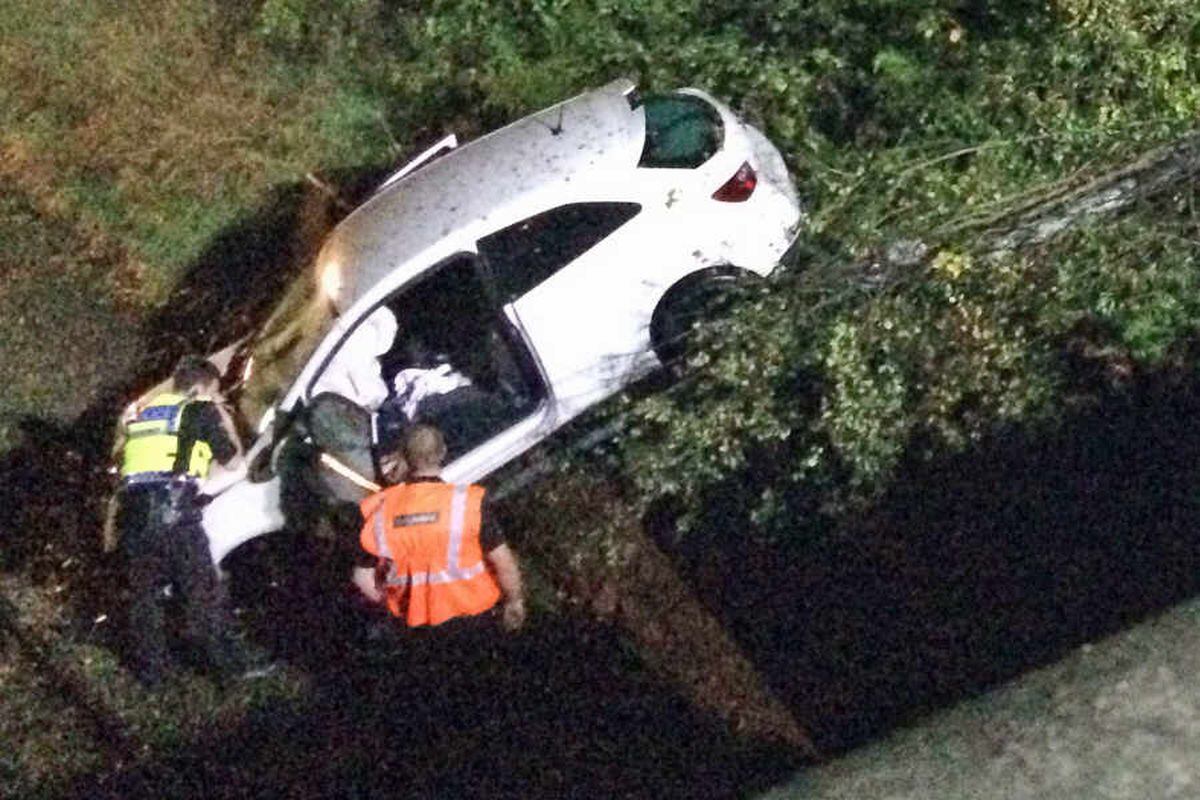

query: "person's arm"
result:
(188, 401), (244, 496)
(110, 423), (128, 464)
(351, 564), (385, 604)
(479, 492), (524, 630)
(353, 493), (389, 604)
(210, 392), (245, 460)
(485, 543), (525, 631)
(352, 525), (386, 605)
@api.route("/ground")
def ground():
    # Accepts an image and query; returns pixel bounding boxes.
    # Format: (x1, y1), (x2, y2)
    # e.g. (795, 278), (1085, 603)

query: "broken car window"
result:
(309, 254), (545, 462)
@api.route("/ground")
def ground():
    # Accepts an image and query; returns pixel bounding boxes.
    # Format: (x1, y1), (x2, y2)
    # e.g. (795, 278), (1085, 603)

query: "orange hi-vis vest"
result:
(359, 481), (501, 627)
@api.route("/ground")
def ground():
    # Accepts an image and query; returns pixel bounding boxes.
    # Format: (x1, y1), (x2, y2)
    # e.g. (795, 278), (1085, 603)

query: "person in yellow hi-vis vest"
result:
(109, 356), (265, 686)
(354, 425), (526, 632)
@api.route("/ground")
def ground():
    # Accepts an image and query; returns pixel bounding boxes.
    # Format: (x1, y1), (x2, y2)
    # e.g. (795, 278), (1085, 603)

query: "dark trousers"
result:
(117, 482), (241, 683)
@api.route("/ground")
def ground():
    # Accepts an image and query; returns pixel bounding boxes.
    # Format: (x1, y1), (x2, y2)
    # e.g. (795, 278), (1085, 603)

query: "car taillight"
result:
(711, 161), (757, 202)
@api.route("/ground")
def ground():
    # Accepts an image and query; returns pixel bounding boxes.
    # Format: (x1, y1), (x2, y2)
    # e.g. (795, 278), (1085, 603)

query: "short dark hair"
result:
(403, 425), (447, 472)
(173, 356), (221, 392)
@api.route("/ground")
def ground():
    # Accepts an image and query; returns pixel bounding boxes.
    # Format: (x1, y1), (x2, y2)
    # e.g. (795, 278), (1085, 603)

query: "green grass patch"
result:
(0, 576), (306, 796)
(0, 0), (403, 312)
(0, 182), (139, 451)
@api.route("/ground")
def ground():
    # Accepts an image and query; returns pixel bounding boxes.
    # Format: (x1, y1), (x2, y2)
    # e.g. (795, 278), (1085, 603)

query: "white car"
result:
(200, 77), (804, 563)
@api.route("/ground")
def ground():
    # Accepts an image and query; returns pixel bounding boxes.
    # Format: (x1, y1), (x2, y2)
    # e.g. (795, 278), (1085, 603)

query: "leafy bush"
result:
(4, 0), (1200, 541)
(616, 194), (1200, 537)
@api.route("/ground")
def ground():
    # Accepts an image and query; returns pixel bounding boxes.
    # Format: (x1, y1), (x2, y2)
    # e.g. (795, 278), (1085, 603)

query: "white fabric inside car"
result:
(392, 363), (473, 421)
(310, 306), (398, 411)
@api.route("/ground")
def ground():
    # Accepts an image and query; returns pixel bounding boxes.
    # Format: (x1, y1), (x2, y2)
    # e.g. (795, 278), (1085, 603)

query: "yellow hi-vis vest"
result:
(120, 392), (213, 480)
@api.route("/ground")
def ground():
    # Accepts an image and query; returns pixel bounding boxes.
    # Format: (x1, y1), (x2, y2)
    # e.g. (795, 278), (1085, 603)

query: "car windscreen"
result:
(237, 274), (336, 428)
(637, 93), (724, 169)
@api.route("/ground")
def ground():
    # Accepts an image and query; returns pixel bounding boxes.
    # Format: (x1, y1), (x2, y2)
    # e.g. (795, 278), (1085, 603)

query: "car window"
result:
(638, 93), (724, 169)
(308, 253), (547, 462)
(477, 202), (641, 303)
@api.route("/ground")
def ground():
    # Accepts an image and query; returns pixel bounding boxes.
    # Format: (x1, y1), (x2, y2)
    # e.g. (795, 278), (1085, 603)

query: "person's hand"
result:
(501, 597), (526, 632)
(352, 566), (385, 604)
(380, 453), (407, 485)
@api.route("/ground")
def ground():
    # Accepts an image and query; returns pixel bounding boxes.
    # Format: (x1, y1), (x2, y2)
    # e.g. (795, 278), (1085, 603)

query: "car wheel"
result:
(650, 267), (758, 373)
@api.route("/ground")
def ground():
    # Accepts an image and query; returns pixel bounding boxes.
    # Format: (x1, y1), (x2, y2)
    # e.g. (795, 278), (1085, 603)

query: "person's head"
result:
(173, 355), (221, 396)
(402, 424), (446, 476)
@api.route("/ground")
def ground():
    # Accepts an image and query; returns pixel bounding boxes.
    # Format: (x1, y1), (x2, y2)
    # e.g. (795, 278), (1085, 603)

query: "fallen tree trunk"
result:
(978, 130), (1200, 254)
(851, 128), (1200, 287)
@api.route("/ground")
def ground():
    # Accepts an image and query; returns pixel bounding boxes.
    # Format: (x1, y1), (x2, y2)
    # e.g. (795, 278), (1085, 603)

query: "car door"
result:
(476, 201), (648, 422)
(299, 252), (555, 483)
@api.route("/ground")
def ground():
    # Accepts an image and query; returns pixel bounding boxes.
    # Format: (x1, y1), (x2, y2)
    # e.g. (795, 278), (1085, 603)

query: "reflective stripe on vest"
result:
(371, 502), (392, 560)
(360, 481), (500, 626)
(383, 486), (484, 587)
(120, 392), (213, 479)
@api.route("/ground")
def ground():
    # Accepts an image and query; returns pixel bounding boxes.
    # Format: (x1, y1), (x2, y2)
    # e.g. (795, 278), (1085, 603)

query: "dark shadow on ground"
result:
(650, 348), (1200, 754)
(0, 175), (349, 672)
(56, 529), (799, 800)
(138, 179), (338, 379)
(1, 168), (804, 798)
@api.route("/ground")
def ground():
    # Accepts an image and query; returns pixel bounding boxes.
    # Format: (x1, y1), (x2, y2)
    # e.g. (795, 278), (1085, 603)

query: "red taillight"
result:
(711, 161), (757, 202)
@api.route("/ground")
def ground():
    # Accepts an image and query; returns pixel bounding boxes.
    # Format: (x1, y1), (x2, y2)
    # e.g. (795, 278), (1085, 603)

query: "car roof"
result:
(323, 78), (646, 308)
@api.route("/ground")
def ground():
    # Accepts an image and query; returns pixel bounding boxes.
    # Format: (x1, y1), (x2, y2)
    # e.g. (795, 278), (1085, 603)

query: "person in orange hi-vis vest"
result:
(354, 424), (526, 631)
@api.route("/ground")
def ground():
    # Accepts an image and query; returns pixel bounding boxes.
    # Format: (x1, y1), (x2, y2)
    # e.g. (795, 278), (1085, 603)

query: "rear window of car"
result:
(638, 93), (724, 169)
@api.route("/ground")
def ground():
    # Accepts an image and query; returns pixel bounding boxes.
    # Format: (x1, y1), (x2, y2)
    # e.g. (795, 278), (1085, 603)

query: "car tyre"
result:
(650, 267), (758, 375)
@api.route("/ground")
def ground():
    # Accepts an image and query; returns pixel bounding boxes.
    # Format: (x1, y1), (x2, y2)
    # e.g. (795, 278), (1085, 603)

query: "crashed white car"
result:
(199, 77), (804, 563)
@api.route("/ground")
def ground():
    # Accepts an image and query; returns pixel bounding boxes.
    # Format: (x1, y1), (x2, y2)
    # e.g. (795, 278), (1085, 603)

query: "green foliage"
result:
(820, 316), (911, 486)
(1051, 211), (1200, 361)
(620, 196), (1200, 535)
(4, 0), (1200, 539)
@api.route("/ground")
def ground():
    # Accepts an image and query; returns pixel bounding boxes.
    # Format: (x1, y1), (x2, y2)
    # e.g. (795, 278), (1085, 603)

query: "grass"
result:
(0, 575), (308, 798)
(0, 0), (412, 443)
(0, 181), (139, 450)
(0, 0), (397, 313)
